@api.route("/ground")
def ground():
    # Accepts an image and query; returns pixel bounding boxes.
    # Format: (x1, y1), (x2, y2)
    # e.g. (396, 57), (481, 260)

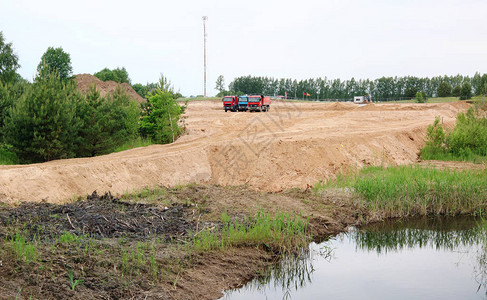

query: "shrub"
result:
(415, 91), (427, 103)
(420, 116), (446, 156)
(421, 102), (487, 162)
(446, 105), (487, 156)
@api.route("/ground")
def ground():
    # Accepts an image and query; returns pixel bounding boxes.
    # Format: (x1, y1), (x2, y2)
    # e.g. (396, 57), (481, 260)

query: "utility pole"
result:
(202, 16), (208, 97)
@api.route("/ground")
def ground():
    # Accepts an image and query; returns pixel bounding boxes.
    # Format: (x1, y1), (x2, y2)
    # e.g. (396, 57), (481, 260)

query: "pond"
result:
(222, 216), (487, 300)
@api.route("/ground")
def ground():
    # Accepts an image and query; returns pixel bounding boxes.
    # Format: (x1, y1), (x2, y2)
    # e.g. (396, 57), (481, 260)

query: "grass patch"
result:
(8, 232), (38, 263)
(190, 210), (311, 254)
(113, 137), (154, 153)
(317, 165), (487, 218)
(120, 185), (168, 204)
(420, 147), (487, 163)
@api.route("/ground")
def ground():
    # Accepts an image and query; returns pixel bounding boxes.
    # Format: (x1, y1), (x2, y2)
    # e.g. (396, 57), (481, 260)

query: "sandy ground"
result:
(0, 100), (470, 204)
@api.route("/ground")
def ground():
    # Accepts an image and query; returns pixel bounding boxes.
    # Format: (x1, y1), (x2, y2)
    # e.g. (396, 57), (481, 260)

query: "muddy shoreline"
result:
(0, 185), (359, 300)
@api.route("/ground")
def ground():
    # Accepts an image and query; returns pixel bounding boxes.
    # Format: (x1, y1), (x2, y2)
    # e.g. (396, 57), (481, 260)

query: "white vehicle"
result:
(353, 95), (372, 104)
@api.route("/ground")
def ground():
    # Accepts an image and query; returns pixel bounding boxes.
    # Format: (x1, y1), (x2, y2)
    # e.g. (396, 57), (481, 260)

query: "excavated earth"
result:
(0, 100), (470, 204)
(74, 74), (146, 103)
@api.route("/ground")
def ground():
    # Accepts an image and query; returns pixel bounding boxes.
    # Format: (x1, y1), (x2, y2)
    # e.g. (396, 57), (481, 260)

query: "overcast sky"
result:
(1, 0), (486, 96)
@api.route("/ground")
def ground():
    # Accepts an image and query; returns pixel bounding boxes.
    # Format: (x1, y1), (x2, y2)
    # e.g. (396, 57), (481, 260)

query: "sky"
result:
(1, 0), (486, 96)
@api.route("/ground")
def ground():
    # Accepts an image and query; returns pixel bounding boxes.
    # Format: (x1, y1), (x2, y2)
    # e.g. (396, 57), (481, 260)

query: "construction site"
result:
(0, 98), (479, 299)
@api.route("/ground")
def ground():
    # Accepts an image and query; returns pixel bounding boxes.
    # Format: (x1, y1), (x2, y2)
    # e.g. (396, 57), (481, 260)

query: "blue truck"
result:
(237, 95), (249, 112)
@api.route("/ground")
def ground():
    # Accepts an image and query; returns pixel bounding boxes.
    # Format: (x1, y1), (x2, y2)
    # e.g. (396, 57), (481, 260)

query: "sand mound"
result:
(74, 74), (146, 103)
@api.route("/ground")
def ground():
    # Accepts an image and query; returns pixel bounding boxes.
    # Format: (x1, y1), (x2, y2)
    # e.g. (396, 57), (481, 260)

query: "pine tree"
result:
(4, 69), (80, 162)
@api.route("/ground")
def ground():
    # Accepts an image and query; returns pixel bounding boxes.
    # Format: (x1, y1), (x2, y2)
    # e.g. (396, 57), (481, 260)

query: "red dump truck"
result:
(222, 96), (238, 112)
(248, 95), (271, 112)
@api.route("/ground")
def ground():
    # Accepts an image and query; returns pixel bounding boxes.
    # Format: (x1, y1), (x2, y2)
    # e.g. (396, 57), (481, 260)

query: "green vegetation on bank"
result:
(421, 100), (487, 163)
(191, 210), (310, 254)
(317, 165), (487, 218)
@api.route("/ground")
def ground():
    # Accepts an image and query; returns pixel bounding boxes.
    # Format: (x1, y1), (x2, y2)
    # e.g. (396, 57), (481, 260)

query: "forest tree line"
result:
(226, 73), (487, 100)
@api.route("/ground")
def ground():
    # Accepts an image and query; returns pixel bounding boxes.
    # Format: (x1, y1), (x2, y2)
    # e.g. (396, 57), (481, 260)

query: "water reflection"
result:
(226, 245), (332, 300)
(353, 216), (484, 253)
(222, 216), (487, 300)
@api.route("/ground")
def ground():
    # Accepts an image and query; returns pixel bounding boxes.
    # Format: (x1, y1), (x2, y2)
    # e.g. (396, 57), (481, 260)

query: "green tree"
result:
(139, 75), (184, 144)
(480, 74), (487, 96)
(0, 80), (28, 138)
(215, 75), (225, 96)
(94, 67), (131, 84)
(0, 31), (20, 84)
(132, 83), (145, 98)
(460, 81), (472, 100)
(37, 47), (73, 81)
(76, 85), (140, 157)
(452, 85), (462, 97)
(132, 82), (158, 98)
(437, 82), (452, 97)
(3, 69), (80, 162)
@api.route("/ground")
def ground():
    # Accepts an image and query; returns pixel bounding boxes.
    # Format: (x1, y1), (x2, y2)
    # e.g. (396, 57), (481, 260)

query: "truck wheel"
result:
(225, 108), (228, 112)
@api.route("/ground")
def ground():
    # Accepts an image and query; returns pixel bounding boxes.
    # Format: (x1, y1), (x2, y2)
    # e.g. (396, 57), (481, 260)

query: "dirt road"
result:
(0, 100), (469, 204)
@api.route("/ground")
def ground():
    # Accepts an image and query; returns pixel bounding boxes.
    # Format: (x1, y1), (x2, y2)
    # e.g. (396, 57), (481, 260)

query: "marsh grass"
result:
(190, 210), (311, 254)
(317, 165), (487, 218)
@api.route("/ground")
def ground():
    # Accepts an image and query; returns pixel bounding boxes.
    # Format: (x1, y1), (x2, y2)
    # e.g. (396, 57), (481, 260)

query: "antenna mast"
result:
(202, 16), (208, 97)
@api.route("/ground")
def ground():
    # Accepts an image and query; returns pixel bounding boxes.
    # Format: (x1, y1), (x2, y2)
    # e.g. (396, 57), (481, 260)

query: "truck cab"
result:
(238, 95), (249, 111)
(222, 96), (238, 112)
